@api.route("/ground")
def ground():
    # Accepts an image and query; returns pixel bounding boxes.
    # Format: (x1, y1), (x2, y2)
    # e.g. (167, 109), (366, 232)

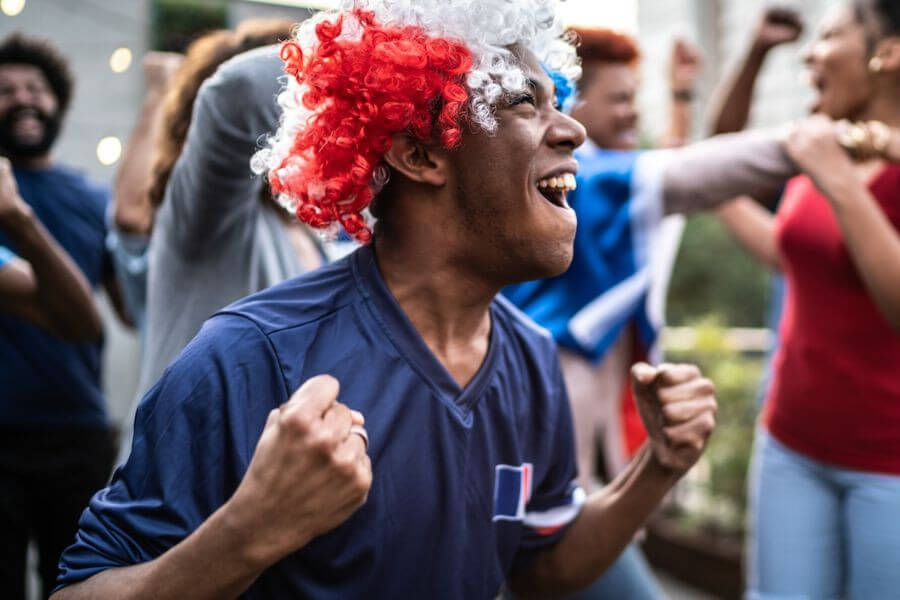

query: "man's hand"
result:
(753, 7), (804, 53)
(669, 39), (703, 95)
(224, 375), (372, 568)
(631, 363), (717, 473)
(0, 157), (29, 225)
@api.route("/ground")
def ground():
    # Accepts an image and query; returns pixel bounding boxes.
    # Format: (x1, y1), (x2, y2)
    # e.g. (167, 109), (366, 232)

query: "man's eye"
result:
(510, 93), (536, 107)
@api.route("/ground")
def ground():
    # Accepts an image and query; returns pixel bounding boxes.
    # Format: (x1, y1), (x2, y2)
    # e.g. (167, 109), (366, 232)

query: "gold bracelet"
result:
(866, 120), (892, 157)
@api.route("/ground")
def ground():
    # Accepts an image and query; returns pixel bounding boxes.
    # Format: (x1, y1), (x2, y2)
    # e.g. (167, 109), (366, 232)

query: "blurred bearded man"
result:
(0, 33), (130, 599)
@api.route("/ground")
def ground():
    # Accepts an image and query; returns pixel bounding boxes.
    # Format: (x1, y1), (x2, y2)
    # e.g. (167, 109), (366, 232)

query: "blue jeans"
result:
(563, 544), (661, 600)
(747, 429), (900, 600)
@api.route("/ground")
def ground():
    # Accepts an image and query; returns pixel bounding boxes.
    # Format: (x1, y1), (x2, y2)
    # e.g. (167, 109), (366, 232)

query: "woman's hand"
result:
(784, 114), (862, 199)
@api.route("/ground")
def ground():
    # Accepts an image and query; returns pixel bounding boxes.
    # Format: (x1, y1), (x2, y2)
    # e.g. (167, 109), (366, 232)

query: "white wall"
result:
(636, 0), (832, 142)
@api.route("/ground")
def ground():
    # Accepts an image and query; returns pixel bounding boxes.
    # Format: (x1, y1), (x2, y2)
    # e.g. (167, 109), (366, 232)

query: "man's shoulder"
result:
(216, 254), (360, 338)
(492, 294), (558, 362)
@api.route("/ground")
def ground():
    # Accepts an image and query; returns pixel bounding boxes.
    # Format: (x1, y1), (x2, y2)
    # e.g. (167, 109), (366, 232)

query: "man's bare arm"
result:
(52, 375), (372, 600)
(0, 158), (102, 339)
(509, 364), (717, 597)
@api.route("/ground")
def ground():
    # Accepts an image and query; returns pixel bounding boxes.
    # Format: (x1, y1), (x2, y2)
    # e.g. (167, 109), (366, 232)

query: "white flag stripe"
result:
(523, 486), (586, 528)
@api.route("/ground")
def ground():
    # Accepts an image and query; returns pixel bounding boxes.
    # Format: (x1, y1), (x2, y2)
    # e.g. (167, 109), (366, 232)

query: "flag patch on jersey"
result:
(492, 463), (533, 522)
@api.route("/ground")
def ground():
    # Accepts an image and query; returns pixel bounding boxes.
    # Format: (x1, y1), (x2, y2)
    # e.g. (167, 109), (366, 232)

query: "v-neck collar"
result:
(350, 244), (500, 421)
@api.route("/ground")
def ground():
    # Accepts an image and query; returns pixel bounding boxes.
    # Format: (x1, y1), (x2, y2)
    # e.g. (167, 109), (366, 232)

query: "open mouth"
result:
(536, 173), (576, 208)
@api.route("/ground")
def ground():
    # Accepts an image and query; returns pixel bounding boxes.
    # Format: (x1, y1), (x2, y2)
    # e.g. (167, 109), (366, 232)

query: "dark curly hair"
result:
(0, 33), (74, 113)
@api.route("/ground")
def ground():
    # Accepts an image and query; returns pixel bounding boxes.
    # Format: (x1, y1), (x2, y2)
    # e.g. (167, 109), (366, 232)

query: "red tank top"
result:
(764, 166), (900, 474)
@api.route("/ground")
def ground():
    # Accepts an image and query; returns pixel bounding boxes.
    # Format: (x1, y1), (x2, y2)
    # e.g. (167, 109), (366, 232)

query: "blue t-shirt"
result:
(58, 244), (582, 598)
(504, 144), (670, 362)
(0, 165), (110, 428)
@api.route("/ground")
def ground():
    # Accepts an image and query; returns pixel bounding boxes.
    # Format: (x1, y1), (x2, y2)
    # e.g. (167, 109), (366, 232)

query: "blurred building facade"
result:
(636, 0), (831, 142)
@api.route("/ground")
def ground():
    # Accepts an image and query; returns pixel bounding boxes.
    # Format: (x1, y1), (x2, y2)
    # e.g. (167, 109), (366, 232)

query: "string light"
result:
(96, 136), (122, 166)
(0, 0), (25, 17)
(109, 47), (133, 73)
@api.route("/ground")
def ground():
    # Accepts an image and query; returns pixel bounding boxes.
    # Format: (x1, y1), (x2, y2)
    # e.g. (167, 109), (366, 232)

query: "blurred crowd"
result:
(2, 1), (899, 598)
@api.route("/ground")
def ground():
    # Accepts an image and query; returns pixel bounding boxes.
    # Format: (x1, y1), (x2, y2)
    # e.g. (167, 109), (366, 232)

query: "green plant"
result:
(665, 317), (763, 535)
(152, 0), (228, 53)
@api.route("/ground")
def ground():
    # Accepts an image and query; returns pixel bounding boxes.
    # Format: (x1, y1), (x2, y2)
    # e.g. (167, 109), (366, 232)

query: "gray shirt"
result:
(137, 46), (301, 398)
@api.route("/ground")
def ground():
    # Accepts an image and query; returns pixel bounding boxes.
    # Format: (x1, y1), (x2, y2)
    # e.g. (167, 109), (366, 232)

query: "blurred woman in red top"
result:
(720, 1), (900, 597)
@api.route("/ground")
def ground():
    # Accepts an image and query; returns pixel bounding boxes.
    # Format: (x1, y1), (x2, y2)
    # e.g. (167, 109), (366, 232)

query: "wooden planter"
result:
(642, 515), (744, 600)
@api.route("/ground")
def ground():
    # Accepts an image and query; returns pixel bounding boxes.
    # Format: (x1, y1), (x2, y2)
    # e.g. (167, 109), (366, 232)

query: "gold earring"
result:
(869, 56), (884, 73)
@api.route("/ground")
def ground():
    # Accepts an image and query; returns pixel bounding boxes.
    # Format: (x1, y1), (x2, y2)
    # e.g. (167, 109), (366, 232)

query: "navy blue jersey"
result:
(0, 165), (110, 428)
(58, 244), (582, 598)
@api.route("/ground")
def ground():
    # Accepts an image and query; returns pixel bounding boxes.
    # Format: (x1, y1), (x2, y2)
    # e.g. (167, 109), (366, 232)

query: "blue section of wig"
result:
(543, 64), (576, 113)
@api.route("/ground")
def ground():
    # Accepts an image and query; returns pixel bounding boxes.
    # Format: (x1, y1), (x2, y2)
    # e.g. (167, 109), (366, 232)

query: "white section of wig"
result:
(253, 0), (580, 201)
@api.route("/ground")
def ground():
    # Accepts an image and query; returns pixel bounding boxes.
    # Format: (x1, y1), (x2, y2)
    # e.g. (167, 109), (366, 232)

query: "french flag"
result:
(492, 463), (533, 522)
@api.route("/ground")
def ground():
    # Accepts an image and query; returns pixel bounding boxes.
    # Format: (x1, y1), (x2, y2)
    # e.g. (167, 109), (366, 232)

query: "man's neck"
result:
(374, 235), (496, 389)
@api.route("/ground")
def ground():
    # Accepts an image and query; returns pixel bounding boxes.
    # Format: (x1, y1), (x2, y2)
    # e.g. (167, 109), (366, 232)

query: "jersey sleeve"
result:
(55, 314), (289, 590)
(510, 356), (585, 576)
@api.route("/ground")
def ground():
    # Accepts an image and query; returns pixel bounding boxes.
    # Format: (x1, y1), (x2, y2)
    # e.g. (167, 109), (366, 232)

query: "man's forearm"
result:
(509, 446), (679, 597)
(662, 129), (796, 214)
(51, 501), (289, 600)
(0, 204), (102, 339)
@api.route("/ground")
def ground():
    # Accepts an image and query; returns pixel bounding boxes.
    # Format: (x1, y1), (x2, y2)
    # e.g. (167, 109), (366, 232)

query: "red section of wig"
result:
(271, 10), (473, 242)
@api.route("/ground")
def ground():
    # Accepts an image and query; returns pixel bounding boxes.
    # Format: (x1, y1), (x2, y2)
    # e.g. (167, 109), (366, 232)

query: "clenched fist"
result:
(224, 375), (372, 568)
(631, 362), (717, 473)
(0, 157), (28, 223)
(753, 7), (804, 52)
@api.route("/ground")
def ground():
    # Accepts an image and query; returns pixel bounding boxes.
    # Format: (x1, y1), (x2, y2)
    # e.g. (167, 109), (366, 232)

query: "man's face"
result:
(443, 49), (586, 284)
(570, 62), (638, 150)
(0, 64), (62, 158)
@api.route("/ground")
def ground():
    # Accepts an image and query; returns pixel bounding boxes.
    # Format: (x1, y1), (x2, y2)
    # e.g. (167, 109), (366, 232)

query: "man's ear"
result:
(875, 37), (900, 73)
(382, 134), (447, 187)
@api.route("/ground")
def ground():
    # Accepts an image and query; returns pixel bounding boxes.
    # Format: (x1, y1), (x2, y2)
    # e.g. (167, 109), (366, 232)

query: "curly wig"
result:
(254, 0), (579, 242)
(0, 33), (74, 113)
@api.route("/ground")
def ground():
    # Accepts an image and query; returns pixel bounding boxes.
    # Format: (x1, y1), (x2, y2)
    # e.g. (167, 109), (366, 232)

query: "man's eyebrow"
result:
(525, 76), (555, 99)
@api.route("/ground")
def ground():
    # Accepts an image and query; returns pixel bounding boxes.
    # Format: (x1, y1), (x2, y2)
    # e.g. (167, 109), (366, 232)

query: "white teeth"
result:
(537, 173), (577, 192)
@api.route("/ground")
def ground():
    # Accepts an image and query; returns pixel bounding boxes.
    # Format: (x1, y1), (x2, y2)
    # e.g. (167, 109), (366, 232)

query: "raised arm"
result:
(0, 158), (101, 339)
(707, 7), (803, 268)
(661, 127), (798, 213)
(157, 46), (283, 254)
(660, 39), (703, 149)
(51, 375), (371, 600)
(509, 363), (717, 596)
(112, 52), (183, 235)
(708, 7), (803, 135)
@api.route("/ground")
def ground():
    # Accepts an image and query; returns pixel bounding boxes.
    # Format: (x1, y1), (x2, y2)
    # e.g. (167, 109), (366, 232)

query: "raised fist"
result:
(754, 7), (804, 52)
(669, 38), (703, 93)
(631, 363), (717, 474)
(0, 157), (27, 222)
(225, 374), (372, 567)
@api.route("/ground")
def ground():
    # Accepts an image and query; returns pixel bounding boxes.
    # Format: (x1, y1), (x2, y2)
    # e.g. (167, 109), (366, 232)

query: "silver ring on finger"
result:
(349, 425), (369, 450)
